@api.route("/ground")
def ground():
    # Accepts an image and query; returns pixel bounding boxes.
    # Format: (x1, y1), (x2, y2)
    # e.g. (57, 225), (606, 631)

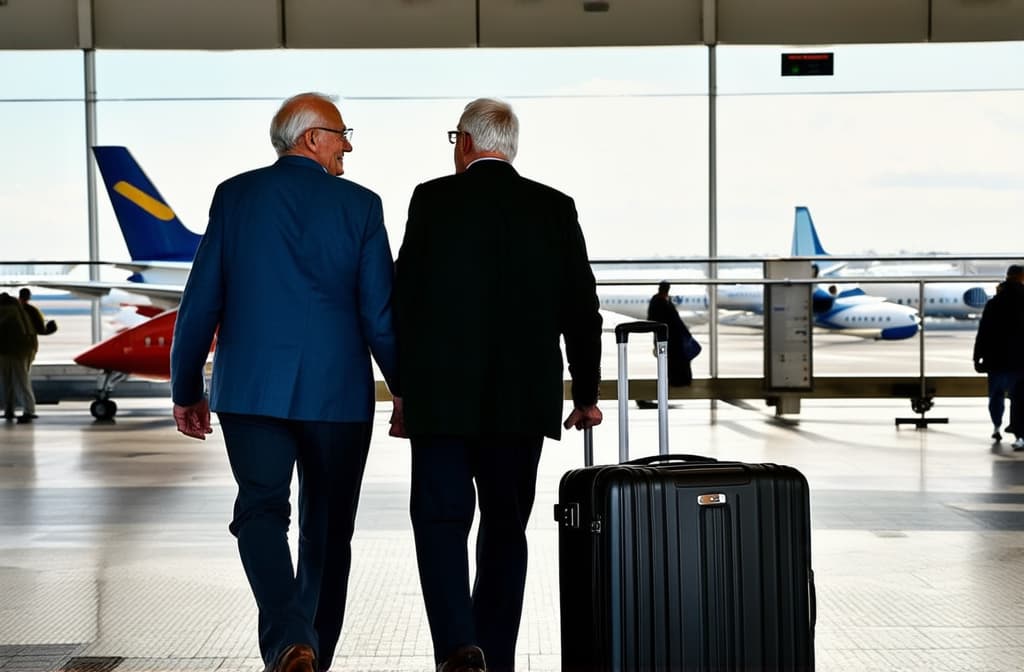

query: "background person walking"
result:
(0, 292), (36, 423)
(973, 264), (1024, 449)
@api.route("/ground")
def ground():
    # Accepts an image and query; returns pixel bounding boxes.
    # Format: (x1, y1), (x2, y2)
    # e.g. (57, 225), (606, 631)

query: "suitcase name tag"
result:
(697, 492), (727, 506)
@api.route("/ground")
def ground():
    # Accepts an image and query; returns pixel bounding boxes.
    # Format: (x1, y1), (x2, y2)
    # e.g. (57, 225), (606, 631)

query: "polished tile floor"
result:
(2, 395), (1023, 671)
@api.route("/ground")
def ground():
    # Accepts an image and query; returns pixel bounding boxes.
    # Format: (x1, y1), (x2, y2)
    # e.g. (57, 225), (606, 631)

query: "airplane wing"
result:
(718, 311), (765, 329)
(21, 279), (183, 309)
(109, 261), (192, 274)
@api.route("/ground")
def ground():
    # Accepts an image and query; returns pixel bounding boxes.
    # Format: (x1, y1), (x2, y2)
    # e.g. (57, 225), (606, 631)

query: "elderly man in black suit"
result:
(392, 98), (603, 672)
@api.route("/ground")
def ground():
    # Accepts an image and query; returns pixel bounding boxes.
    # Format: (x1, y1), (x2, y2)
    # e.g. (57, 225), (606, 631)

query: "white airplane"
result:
(600, 278), (919, 340)
(598, 286), (709, 324)
(792, 206), (995, 319)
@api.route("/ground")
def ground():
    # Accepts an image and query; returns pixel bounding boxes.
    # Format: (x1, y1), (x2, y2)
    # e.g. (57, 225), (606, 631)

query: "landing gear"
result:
(91, 370), (128, 421)
(90, 398), (118, 420)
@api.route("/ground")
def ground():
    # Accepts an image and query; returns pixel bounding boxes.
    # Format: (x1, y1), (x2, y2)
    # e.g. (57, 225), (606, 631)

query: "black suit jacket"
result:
(395, 160), (602, 439)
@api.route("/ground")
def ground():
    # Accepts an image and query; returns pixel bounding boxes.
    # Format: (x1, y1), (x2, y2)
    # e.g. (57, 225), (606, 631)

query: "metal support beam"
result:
(83, 48), (101, 343)
(706, 44), (719, 384)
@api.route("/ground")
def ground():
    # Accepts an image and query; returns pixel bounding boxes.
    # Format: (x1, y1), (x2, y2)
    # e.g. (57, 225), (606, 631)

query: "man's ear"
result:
(460, 132), (473, 154)
(301, 128), (316, 150)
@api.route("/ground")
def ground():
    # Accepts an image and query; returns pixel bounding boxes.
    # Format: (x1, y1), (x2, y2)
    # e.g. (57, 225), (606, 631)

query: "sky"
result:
(1, 42), (1022, 273)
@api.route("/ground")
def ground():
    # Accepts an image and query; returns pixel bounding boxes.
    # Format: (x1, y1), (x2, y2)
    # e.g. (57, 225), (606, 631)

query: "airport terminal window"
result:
(94, 47), (709, 261)
(0, 51), (87, 261)
(6, 43), (1020, 383)
(715, 42), (1024, 377)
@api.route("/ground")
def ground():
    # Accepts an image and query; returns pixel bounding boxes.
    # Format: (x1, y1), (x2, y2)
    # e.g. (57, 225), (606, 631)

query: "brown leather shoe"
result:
(275, 644), (316, 672)
(437, 644), (487, 672)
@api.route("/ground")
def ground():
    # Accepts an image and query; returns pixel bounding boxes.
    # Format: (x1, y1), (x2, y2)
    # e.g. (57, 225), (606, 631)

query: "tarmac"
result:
(3, 390), (1024, 672)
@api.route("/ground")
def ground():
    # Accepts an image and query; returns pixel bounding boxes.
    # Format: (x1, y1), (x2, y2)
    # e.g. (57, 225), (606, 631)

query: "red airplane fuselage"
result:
(74, 309), (180, 379)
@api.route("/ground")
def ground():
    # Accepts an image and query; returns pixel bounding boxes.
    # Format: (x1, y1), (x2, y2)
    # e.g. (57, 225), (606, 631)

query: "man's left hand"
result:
(388, 396), (408, 438)
(564, 404), (603, 431)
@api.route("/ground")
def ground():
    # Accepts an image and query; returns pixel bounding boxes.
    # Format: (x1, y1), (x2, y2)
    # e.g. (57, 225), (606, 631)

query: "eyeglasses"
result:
(448, 130), (464, 144)
(311, 127), (354, 141)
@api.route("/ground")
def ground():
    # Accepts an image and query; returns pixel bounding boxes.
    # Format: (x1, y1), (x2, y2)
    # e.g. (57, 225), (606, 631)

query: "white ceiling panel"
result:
(932, 0), (1024, 42)
(285, 0), (476, 48)
(93, 0), (281, 49)
(717, 0), (930, 45)
(0, 0), (80, 49)
(478, 0), (703, 48)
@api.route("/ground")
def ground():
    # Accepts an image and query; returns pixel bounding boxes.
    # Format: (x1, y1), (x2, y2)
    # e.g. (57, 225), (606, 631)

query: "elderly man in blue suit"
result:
(171, 92), (400, 672)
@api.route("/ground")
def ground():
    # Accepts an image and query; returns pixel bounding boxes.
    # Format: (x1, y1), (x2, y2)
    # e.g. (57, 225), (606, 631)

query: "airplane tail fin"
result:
(791, 206), (829, 257)
(92, 146), (201, 262)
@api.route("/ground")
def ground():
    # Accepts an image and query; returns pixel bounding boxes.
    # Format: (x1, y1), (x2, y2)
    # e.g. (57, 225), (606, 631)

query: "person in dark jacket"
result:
(647, 280), (696, 388)
(635, 281), (697, 410)
(973, 264), (1024, 449)
(16, 287), (57, 422)
(392, 98), (603, 672)
(0, 292), (36, 423)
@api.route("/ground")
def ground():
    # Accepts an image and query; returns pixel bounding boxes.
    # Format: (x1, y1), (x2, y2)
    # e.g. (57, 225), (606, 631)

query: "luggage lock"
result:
(697, 493), (727, 506)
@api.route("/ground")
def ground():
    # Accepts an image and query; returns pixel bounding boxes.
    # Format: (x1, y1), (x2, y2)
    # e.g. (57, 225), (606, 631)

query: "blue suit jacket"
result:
(170, 155), (398, 422)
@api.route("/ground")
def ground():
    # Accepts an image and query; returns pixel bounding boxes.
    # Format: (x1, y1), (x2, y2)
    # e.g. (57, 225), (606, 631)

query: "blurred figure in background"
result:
(0, 292), (36, 423)
(973, 264), (1024, 449)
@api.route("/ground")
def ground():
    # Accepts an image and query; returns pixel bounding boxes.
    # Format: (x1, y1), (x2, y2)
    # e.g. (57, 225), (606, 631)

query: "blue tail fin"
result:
(92, 146), (201, 262)
(790, 206), (829, 257)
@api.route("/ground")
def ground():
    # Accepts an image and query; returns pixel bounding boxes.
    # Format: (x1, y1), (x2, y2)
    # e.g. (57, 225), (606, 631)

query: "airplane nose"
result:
(962, 286), (989, 309)
(879, 322), (919, 340)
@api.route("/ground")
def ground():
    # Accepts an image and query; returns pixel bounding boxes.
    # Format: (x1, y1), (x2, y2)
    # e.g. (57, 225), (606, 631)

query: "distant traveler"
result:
(392, 97), (603, 672)
(637, 281), (697, 408)
(170, 92), (400, 672)
(17, 287), (57, 423)
(648, 280), (697, 387)
(0, 292), (35, 423)
(973, 264), (1024, 450)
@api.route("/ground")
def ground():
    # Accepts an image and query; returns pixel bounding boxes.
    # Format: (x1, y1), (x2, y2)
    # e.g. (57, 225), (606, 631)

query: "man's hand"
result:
(388, 396), (408, 439)
(173, 398), (213, 440)
(564, 404), (603, 431)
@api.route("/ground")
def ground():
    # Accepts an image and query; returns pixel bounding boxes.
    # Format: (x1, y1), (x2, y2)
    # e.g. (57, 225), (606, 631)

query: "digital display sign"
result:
(781, 52), (834, 77)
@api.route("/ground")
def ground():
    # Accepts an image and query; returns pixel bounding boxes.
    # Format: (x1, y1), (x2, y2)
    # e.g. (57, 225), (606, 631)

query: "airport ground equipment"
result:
(554, 321), (815, 671)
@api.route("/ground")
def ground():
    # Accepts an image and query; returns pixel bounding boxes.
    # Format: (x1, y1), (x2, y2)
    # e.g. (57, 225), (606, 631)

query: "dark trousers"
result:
(987, 371), (1023, 435)
(410, 434), (544, 672)
(219, 412), (372, 671)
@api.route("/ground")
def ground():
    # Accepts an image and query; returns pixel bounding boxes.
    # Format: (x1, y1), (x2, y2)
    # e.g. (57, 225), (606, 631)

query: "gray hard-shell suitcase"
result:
(554, 321), (815, 671)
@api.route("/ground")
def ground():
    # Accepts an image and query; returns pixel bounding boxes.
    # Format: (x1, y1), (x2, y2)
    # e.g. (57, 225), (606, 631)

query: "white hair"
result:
(459, 98), (519, 162)
(269, 92), (338, 155)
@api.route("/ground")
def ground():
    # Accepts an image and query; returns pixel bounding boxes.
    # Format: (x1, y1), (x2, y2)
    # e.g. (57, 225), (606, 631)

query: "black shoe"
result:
(635, 400), (658, 409)
(16, 415), (33, 424)
(3, 413), (13, 422)
(992, 430), (1002, 441)
(438, 645), (487, 672)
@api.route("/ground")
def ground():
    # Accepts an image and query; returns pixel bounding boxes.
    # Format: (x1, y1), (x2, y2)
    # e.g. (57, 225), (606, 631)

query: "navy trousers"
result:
(987, 371), (1023, 435)
(219, 412), (371, 671)
(409, 434), (544, 672)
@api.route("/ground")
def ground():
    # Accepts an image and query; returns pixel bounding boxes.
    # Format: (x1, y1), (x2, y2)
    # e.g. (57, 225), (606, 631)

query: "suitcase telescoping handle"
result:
(581, 321), (670, 467)
(616, 321), (669, 463)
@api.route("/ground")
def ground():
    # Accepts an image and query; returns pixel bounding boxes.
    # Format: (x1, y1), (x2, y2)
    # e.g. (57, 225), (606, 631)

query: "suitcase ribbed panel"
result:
(700, 502), (737, 669)
(557, 462), (814, 672)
